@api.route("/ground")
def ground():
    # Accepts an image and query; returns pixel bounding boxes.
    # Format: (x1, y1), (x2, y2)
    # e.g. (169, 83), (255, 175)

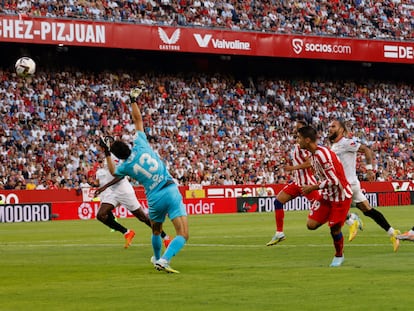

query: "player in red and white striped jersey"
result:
(291, 144), (318, 186)
(297, 125), (352, 267)
(266, 121), (321, 246)
(309, 145), (353, 202)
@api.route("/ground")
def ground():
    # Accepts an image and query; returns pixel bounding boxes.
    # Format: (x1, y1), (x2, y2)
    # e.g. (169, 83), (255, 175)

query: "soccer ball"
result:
(15, 57), (36, 77)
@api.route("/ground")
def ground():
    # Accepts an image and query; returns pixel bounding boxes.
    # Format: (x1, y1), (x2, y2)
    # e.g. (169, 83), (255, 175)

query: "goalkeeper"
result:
(93, 154), (171, 249)
(101, 83), (188, 274)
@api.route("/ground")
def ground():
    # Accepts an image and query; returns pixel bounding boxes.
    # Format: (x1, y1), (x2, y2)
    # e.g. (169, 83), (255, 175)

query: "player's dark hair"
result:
(297, 126), (317, 142)
(110, 141), (131, 160)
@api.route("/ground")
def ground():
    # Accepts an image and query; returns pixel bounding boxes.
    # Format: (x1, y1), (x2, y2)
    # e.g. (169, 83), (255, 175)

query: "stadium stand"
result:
(0, 2), (413, 189)
(0, 59), (412, 189)
(1, 0), (413, 41)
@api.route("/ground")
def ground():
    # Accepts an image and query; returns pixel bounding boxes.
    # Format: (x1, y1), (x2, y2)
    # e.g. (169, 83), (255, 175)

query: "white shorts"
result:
(99, 188), (142, 212)
(350, 183), (367, 205)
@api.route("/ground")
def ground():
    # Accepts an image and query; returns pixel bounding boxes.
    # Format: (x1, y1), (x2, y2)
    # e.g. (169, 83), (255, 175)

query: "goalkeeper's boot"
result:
(396, 230), (414, 241)
(150, 256), (157, 267)
(155, 258), (180, 274)
(266, 232), (286, 246)
(124, 230), (135, 249)
(391, 230), (401, 252)
(329, 256), (344, 267)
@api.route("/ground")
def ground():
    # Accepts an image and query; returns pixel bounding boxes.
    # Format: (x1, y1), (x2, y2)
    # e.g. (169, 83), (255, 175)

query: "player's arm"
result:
(98, 137), (117, 175)
(318, 165), (340, 189)
(94, 176), (124, 197)
(301, 183), (319, 194)
(106, 155), (116, 175)
(131, 102), (144, 132)
(129, 84), (145, 132)
(302, 153), (338, 194)
(285, 158), (311, 171)
(303, 170), (337, 194)
(358, 144), (375, 181)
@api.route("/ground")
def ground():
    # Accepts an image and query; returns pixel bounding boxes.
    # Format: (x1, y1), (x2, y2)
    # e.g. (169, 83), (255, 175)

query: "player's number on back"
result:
(309, 200), (320, 216)
(133, 153), (159, 179)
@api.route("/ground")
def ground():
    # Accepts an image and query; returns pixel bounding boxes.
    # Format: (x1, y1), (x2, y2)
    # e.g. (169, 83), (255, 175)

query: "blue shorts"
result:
(148, 184), (187, 223)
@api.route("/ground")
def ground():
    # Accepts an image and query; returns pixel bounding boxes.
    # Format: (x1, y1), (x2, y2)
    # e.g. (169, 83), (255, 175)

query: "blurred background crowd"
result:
(0, 67), (412, 190)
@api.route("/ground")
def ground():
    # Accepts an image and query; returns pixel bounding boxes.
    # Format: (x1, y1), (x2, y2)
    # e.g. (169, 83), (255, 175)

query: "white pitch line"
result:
(1, 242), (406, 248)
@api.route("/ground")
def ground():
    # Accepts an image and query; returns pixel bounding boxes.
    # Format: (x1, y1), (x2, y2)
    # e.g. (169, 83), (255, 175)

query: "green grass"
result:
(1, 205), (414, 311)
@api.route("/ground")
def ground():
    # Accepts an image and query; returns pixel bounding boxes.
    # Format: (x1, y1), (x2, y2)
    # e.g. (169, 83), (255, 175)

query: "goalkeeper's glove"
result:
(130, 83), (146, 103)
(99, 136), (112, 156)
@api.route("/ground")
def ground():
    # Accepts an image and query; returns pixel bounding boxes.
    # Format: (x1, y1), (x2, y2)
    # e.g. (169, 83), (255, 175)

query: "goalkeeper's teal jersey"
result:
(114, 131), (174, 199)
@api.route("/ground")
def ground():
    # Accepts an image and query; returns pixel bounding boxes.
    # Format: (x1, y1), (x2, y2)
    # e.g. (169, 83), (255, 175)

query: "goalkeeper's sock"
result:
(161, 235), (186, 261)
(151, 234), (162, 260)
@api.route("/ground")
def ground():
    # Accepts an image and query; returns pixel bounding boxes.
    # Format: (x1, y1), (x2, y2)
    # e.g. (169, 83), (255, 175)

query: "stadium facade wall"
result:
(1, 16), (414, 64)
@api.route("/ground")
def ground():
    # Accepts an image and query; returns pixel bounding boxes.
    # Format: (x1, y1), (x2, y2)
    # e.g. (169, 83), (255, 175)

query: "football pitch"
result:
(1, 205), (414, 311)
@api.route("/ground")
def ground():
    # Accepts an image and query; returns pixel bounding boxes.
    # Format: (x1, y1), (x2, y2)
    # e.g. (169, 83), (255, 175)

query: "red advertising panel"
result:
(0, 181), (412, 222)
(0, 188), (146, 204)
(182, 181), (414, 199)
(52, 197), (236, 221)
(1, 16), (414, 64)
(0, 189), (80, 204)
(377, 192), (412, 207)
(360, 181), (414, 192)
(50, 196), (312, 221)
(182, 184), (284, 199)
(1, 181), (413, 205)
(185, 198), (236, 215)
(52, 201), (134, 221)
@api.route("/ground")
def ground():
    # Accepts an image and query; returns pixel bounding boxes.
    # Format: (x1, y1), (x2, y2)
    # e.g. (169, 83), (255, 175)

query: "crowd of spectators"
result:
(0, 68), (413, 190)
(1, 0), (414, 41)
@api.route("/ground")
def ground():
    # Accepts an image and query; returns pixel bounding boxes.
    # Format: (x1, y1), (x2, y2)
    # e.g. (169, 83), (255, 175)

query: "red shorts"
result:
(282, 182), (321, 203)
(308, 198), (351, 227)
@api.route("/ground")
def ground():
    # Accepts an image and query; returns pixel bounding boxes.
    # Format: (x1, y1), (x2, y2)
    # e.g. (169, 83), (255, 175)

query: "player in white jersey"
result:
(328, 120), (400, 251)
(267, 121), (321, 246)
(94, 157), (171, 249)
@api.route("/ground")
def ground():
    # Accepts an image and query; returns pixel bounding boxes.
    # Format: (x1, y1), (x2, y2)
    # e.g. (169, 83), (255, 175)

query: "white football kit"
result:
(330, 137), (367, 204)
(95, 166), (142, 212)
